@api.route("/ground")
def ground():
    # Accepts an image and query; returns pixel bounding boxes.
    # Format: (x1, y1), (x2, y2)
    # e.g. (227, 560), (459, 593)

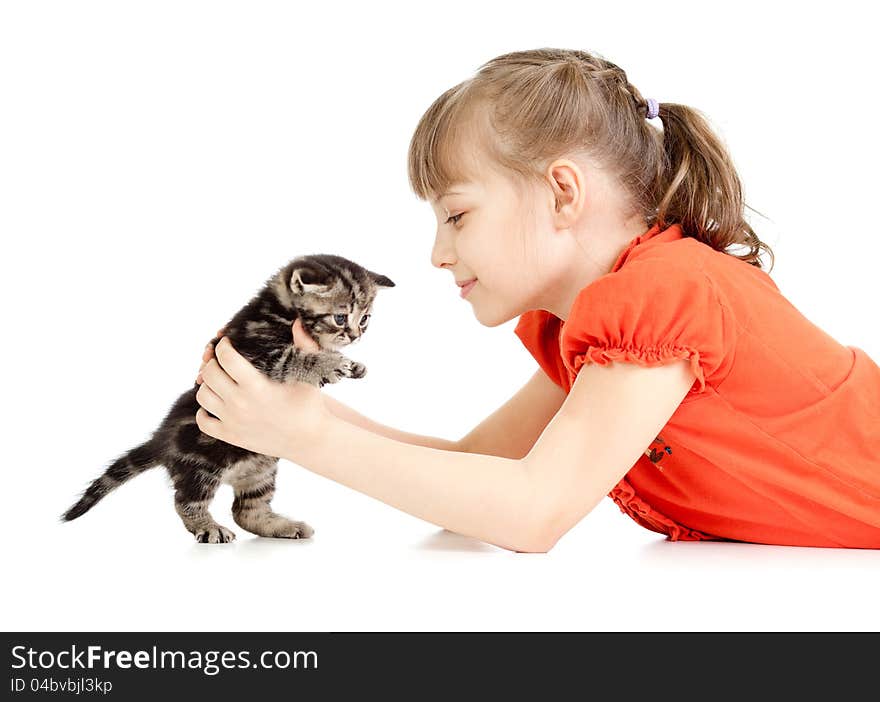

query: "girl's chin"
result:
(471, 302), (510, 328)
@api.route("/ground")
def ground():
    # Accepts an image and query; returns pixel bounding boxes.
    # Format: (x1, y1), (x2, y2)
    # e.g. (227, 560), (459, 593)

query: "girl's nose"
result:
(431, 228), (456, 269)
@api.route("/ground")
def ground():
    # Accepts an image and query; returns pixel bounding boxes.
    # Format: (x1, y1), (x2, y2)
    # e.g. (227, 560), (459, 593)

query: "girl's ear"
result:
(369, 271), (396, 288)
(290, 265), (335, 296)
(546, 159), (586, 226)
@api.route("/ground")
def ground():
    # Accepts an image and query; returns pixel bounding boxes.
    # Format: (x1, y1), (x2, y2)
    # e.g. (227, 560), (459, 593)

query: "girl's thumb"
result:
(292, 318), (321, 352)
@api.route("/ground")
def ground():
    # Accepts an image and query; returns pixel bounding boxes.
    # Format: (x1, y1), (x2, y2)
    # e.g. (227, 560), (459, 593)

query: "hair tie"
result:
(645, 98), (660, 120)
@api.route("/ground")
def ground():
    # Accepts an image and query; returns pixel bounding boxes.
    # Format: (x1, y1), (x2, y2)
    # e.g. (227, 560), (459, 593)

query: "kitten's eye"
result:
(333, 314), (347, 326)
(359, 314), (370, 328)
(445, 212), (464, 225)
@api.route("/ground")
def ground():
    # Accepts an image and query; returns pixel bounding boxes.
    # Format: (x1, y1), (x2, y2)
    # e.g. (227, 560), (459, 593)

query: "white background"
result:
(2, 0), (879, 632)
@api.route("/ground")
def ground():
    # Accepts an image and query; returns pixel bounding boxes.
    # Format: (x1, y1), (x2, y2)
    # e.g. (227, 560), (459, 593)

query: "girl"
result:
(194, 48), (880, 551)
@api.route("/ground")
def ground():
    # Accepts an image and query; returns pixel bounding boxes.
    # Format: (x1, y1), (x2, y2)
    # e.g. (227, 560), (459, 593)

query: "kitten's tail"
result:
(61, 440), (161, 522)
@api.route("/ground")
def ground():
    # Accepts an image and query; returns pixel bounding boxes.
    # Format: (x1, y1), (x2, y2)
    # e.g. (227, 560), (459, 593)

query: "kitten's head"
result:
(276, 254), (395, 351)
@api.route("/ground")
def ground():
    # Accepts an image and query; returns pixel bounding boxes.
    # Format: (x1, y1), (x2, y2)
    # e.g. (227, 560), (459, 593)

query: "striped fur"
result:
(62, 440), (160, 521)
(61, 254), (394, 543)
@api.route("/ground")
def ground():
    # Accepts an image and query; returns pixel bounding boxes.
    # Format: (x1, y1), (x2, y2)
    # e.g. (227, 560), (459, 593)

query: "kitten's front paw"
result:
(336, 359), (367, 380)
(194, 525), (237, 544)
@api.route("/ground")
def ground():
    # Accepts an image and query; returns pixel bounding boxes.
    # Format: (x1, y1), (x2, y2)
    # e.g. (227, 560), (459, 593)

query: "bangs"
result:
(407, 86), (499, 202)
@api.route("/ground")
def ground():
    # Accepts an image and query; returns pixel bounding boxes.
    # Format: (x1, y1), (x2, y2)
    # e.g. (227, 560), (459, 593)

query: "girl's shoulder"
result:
(516, 249), (740, 397)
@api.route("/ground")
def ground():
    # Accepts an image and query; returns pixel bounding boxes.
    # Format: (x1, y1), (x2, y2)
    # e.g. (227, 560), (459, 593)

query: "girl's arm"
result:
(298, 416), (540, 551)
(459, 369), (567, 459)
(324, 367), (565, 457)
(284, 359), (696, 554)
(321, 394), (460, 451)
(198, 329), (564, 457)
(198, 338), (696, 553)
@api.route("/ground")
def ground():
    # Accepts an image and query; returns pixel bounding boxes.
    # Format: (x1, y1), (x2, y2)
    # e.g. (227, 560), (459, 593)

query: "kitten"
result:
(62, 253), (395, 543)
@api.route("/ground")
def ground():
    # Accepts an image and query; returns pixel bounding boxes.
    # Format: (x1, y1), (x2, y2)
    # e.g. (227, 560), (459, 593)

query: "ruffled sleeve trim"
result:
(568, 344), (707, 395)
(609, 477), (723, 542)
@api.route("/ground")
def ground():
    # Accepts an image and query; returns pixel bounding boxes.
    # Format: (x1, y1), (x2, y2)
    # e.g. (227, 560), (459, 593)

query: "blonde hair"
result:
(407, 48), (774, 271)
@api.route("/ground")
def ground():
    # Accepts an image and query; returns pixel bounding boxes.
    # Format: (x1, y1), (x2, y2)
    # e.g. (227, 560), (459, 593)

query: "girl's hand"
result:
(290, 318), (321, 353)
(194, 331), (329, 461)
(195, 319), (320, 385)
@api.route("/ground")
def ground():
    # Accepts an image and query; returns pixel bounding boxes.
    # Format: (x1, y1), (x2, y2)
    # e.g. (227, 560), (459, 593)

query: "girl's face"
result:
(429, 167), (572, 327)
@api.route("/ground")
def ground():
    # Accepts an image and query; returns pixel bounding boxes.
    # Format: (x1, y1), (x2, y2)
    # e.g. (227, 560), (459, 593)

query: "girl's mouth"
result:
(459, 279), (477, 298)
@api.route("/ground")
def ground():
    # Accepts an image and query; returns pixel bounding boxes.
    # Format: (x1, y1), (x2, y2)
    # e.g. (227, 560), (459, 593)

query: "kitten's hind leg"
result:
(231, 466), (314, 540)
(171, 463), (236, 544)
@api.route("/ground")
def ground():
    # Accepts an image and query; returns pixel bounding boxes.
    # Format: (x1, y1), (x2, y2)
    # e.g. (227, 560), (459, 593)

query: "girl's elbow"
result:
(513, 540), (555, 554)
(524, 470), (572, 552)
(487, 522), (558, 554)
(511, 468), (564, 553)
(512, 520), (561, 554)
(513, 536), (557, 554)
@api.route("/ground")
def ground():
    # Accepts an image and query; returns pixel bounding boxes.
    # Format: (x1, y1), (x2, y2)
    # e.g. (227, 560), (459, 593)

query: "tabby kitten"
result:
(62, 254), (395, 543)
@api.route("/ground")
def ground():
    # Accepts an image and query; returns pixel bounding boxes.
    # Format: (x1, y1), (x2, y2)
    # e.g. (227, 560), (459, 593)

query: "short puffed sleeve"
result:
(514, 309), (569, 390)
(560, 259), (738, 396)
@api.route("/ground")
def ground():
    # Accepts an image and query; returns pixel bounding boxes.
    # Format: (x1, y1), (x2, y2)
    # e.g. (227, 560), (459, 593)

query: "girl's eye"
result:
(445, 212), (464, 225)
(333, 314), (347, 326)
(359, 314), (370, 328)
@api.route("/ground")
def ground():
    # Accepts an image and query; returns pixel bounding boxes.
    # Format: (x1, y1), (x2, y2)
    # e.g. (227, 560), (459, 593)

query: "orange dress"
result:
(514, 222), (880, 548)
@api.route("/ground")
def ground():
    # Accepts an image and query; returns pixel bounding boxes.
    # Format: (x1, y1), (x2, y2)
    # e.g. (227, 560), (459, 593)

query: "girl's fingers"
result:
(195, 380), (224, 418)
(292, 318), (321, 352)
(200, 357), (239, 398)
(196, 358), (208, 384)
(212, 337), (258, 386)
(196, 343), (215, 384)
(193, 327), (228, 384)
(201, 328), (225, 364)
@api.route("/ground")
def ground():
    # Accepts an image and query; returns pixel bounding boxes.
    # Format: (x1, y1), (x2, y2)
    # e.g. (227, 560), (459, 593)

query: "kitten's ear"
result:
(290, 264), (335, 296)
(369, 271), (396, 288)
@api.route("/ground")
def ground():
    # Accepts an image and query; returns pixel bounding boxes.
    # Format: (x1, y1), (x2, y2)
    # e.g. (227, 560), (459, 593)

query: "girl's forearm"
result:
(290, 414), (549, 553)
(321, 394), (462, 452)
